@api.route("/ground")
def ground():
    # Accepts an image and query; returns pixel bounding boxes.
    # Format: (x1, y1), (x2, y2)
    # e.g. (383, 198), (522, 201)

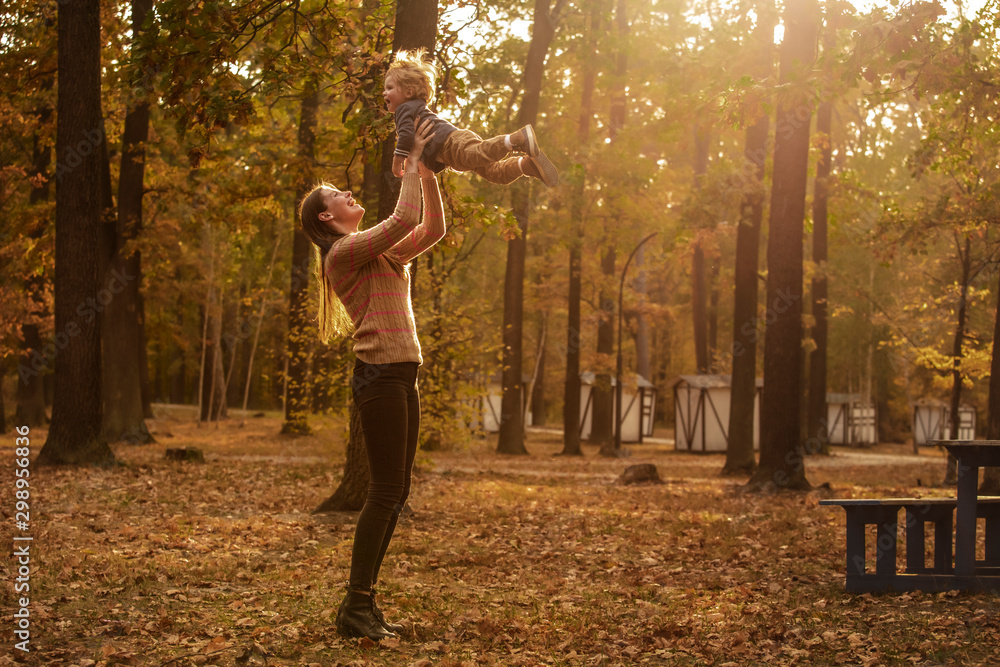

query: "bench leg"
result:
(873, 507), (899, 577)
(954, 462), (979, 577)
(845, 508), (866, 577)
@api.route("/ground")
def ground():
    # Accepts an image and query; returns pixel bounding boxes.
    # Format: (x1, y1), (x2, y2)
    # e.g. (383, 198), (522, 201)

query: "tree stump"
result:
(619, 463), (662, 485)
(165, 447), (204, 462)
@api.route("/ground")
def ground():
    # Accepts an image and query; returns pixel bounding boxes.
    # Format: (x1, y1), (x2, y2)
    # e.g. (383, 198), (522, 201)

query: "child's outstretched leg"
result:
(439, 130), (510, 173)
(439, 126), (560, 187)
(471, 157), (526, 186)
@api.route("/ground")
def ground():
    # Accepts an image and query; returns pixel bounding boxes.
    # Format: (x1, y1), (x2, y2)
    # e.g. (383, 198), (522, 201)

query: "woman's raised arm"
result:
(393, 130), (447, 263)
(327, 121), (436, 271)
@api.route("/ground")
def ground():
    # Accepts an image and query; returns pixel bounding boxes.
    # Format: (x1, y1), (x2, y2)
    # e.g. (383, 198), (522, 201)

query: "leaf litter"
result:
(3, 410), (999, 666)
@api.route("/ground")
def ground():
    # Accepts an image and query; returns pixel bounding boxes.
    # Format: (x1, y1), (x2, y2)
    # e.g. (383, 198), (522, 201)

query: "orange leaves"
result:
(12, 416), (1000, 665)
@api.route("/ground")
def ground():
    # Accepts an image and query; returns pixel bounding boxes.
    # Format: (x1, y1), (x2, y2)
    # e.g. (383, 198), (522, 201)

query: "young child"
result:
(385, 49), (559, 188)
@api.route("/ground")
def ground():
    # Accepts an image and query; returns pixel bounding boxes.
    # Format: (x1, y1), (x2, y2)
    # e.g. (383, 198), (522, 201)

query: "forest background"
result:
(2, 0), (1000, 478)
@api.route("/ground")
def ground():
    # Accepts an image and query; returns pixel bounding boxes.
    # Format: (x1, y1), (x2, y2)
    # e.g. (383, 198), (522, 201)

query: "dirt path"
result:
(524, 426), (947, 467)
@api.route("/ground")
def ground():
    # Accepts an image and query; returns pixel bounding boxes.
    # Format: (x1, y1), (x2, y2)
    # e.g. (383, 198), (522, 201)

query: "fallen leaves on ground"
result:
(2, 409), (998, 666)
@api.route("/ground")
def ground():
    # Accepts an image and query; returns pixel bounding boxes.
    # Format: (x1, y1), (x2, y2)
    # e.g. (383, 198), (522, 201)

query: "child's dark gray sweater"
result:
(393, 100), (458, 173)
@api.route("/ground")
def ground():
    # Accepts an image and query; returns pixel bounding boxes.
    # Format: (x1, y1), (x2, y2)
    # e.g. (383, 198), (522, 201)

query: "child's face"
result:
(383, 74), (411, 113)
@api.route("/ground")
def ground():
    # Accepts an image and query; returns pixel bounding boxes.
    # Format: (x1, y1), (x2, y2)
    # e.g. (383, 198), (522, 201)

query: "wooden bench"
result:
(819, 497), (1000, 592)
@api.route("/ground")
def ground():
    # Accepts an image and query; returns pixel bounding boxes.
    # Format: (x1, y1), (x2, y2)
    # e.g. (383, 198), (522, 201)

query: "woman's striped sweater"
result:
(324, 174), (444, 365)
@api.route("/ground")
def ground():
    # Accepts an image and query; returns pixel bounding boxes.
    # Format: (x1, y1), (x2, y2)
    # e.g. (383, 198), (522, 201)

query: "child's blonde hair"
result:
(387, 48), (436, 104)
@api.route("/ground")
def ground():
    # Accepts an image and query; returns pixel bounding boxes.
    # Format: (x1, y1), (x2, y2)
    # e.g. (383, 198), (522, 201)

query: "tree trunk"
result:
(562, 240), (584, 455)
(806, 92), (833, 456)
(499, 183), (531, 453)
(530, 313), (547, 426)
(589, 246), (616, 450)
(497, 0), (562, 455)
(243, 236), (282, 416)
(104, 0), (154, 445)
(283, 81), (321, 436)
(746, 0), (819, 492)
(981, 269), (1000, 494)
(561, 1), (600, 456)
(594, 0), (628, 456)
(944, 235), (972, 484)
(314, 402), (371, 512)
(321, 0), (438, 509)
(223, 286), (243, 407)
(721, 108), (765, 476)
(692, 244), (708, 373)
(37, 0), (115, 466)
(708, 261), (719, 370)
(608, 0), (627, 141)
(691, 124), (711, 374)
(168, 280), (187, 404)
(628, 0), (648, 381)
(199, 285), (227, 422)
(722, 0), (773, 476)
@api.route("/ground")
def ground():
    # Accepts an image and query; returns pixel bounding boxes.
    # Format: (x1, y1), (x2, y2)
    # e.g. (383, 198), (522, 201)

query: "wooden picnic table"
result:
(820, 440), (1000, 592)
(936, 440), (1000, 580)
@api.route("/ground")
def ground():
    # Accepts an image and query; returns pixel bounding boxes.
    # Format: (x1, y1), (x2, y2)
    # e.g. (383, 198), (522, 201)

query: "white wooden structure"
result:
(670, 375), (761, 453)
(578, 373), (656, 443)
(826, 393), (877, 446)
(912, 400), (977, 444)
(958, 405), (976, 440)
(912, 399), (948, 446)
(951, 404), (977, 440)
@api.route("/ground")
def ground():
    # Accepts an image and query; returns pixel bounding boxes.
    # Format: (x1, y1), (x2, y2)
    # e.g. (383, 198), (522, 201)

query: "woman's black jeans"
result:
(348, 359), (420, 592)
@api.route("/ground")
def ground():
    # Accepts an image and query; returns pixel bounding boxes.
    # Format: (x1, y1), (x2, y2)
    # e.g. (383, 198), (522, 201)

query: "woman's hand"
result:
(404, 118), (435, 175)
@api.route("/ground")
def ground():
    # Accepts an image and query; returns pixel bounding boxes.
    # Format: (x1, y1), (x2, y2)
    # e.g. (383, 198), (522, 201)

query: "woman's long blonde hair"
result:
(298, 183), (354, 344)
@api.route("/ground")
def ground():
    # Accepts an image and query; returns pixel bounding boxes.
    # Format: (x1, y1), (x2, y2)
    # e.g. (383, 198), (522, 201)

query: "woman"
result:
(299, 120), (444, 641)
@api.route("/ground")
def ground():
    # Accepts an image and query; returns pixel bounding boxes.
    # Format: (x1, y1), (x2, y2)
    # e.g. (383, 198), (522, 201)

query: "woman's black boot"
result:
(336, 587), (397, 641)
(371, 588), (404, 634)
